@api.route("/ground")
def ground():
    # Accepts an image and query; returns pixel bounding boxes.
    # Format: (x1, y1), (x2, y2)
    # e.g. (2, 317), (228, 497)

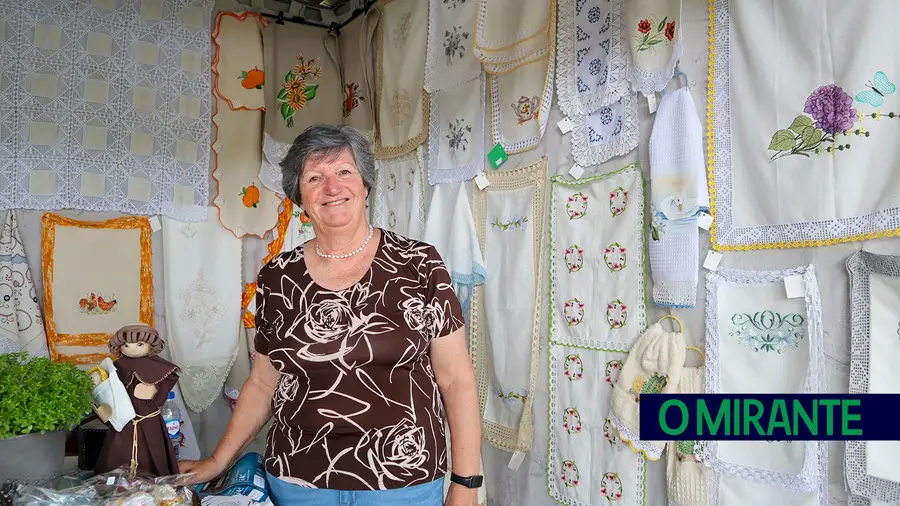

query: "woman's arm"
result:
(179, 354), (280, 483)
(431, 327), (481, 499)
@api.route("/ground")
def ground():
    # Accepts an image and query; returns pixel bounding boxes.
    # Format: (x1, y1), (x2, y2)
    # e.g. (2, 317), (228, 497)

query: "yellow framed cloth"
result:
(41, 213), (153, 365)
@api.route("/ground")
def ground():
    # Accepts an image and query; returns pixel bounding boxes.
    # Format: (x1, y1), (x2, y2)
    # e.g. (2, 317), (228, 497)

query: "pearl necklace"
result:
(315, 225), (375, 259)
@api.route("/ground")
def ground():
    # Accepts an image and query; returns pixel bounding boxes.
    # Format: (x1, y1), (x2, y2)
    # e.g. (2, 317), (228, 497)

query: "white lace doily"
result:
(570, 93), (639, 167)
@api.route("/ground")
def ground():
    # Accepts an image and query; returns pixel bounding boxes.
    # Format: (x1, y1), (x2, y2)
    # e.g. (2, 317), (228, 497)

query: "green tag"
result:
(487, 143), (507, 169)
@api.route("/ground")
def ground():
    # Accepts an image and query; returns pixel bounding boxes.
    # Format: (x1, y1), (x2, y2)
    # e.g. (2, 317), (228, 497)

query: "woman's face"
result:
(298, 149), (368, 229)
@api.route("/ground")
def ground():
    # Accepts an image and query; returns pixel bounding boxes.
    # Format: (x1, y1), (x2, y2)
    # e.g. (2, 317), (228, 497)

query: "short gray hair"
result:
(279, 124), (376, 207)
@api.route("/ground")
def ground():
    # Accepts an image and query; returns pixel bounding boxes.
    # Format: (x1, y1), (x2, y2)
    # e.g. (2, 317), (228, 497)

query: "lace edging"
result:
(372, 146), (426, 235)
(426, 72), (485, 185)
(699, 266), (827, 497)
(474, 0), (552, 52)
(179, 350), (239, 413)
(627, 34), (684, 96)
(489, 48), (556, 155)
(608, 411), (664, 461)
(571, 92), (640, 167)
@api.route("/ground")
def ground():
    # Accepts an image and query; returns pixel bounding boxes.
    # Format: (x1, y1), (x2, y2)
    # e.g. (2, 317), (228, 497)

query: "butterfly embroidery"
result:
(855, 71), (896, 107)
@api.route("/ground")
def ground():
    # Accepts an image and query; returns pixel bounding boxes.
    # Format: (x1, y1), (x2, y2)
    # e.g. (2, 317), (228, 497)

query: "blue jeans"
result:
(265, 471), (444, 506)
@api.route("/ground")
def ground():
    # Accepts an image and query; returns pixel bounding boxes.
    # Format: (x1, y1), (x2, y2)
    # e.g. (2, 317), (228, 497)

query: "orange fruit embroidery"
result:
(299, 211), (311, 223)
(240, 67), (265, 90)
(240, 184), (260, 208)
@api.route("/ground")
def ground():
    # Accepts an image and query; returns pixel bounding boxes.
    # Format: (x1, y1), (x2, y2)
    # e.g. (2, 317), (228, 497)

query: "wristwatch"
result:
(450, 473), (484, 489)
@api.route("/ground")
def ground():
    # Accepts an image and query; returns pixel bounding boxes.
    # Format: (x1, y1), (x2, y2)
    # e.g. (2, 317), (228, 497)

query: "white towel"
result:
(91, 358), (136, 432)
(423, 182), (485, 313)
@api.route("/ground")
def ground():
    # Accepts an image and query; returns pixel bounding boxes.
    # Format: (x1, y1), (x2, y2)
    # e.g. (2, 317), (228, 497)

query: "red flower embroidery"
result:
(665, 21), (676, 40)
(637, 20), (651, 34)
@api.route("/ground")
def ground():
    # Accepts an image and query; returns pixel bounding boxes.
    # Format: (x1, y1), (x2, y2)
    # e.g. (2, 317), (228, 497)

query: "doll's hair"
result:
(87, 366), (109, 382)
(108, 323), (164, 357)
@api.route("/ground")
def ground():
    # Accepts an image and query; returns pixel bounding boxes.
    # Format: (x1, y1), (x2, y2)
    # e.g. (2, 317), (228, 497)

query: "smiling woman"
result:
(178, 125), (483, 506)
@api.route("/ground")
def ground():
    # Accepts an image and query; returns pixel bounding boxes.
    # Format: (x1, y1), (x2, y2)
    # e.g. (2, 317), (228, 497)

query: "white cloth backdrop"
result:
(4, 0), (888, 504)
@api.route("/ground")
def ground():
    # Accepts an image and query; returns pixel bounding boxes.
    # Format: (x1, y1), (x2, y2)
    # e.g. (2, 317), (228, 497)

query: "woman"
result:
(180, 125), (483, 506)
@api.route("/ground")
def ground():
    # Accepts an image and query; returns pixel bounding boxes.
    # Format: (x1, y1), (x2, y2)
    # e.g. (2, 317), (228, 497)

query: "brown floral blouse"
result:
(255, 230), (465, 490)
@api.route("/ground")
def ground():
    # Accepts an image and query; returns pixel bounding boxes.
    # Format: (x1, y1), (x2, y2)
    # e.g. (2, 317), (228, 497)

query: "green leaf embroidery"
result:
(284, 70), (295, 82)
(657, 16), (667, 32)
(788, 115), (814, 132)
(240, 71), (248, 78)
(276, 88), (289, 101)
(768, 129), (796, 151)
(304, 83), (319, 101)
(800, 126), (824, 148)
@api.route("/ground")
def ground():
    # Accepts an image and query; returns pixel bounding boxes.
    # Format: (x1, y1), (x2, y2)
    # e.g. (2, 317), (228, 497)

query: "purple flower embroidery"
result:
(803, 84), (857, 134)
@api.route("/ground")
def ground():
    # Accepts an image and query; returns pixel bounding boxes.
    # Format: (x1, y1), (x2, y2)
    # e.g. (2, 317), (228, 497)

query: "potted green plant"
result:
(0, 353), (93, 486)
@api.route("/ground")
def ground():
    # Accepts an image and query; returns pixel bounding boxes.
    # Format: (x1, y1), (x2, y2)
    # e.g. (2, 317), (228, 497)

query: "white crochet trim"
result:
(482, 8), (555, 75)
(845, 251), (900, 504)
(424, 0), (481, 92)
(699, 266), (827, 496)
(489, 48), (555, 154)
(627, 32), (684, 96)
(652, 281), (698, 309)
(556, 0), (630, 117)
(571, 93), (640, 167)
(372, 146), (426, 237)
(259, 133), (292, 194)
(547, 164), (647, 350)
(427, 72), (485, 185)
(608, 411), (664, 461)
(474, 0), (552, 52)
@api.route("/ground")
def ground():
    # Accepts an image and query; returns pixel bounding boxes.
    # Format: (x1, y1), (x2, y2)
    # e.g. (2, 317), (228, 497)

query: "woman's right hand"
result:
(178, 457), (225, 485)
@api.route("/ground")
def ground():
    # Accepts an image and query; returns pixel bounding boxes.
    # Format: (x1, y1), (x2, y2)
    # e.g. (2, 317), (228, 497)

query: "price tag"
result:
(557, 117), (574, 134)
(474, 174), (490, 190)
(508, 451), (526, 470)
(106, 476), (115, 486)
(647, 92), (658, 114)
(487, 143), (508, 169)
(784, 275), (806, 299)
(703, 251), (723, 271)
(568, 164), (585, 179)
(697, 211), (714, 230)
(148, 216), (161, 232)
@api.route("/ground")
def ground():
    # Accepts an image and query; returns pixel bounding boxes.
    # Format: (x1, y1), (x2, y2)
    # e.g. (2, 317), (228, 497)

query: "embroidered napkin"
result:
(212, 12), (267, 111)
(557, 0), (629, 116)
(335, 8), (380, 139)
(846, 251), (900, 503)
(427, 72), (485, 185)
(262, 21), (342, 183)
(162, 210), (242, 412)
(375, 0), (430, 159)
(423, 182), (485, 314)
(212, 98), (281, 239)
(0, 211), (48, 357)
(470, 157), (547, 452)
(372, 146), (426, 239)
(425, 0), (481, 92)
(473, 0), (552, 68)
(490, 50), (555, 154)
(480, 2), (555, 75)
(624, 0), (683, 95)
(548, 164), (646, 351)
(702, 266), (826, 495)
(91, 358), (136, 432)
(570, 94), (639, 166)
(648, 86), (707, 308)
(667, 365), (708, 506)
(609, 321), (685, 460)
(548, 345), (646, 506)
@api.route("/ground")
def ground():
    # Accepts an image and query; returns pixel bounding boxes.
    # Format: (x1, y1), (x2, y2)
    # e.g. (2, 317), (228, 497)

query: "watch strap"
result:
(449, 472), (484, 489)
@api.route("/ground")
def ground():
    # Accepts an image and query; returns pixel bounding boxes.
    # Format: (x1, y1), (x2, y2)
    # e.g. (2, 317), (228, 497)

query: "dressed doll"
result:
(94, 324), (181, 478)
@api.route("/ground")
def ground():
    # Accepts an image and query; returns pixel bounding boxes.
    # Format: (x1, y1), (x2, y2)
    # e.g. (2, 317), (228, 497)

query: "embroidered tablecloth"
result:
(372, 146), (426, 240)
(624, 0), (683, 95)
(570, 93), (639, 166)
(490, 48), (555, 155)
(0, 211), (48, 357)
(424, 0), (481, 93)
(212, 11), (267, 111)
(427, 71), (485, 185)
(0, 0), (213, 221)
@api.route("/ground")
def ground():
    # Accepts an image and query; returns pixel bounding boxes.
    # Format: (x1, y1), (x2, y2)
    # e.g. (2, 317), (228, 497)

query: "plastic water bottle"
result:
(162, 391), (182, 461)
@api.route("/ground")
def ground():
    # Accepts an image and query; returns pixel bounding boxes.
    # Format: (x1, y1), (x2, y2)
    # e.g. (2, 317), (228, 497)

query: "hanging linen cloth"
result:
(428, 72), (485, 185)
(570, 93), (639, 166)
(489, 47), (555, 155)
(423, 182), (485, 314)
(372, 146), (426, 239)
(846, 251), (900, 504)
(260, 22), (342, 193)
(548, 163), (646, 351)
(548, 346), (647, 506)
(424, 0), (482, 92)
(0, 211), (48, 357)
(469, 157), (547, 452)
(473, 0), (553, 73)
(212, 96), (281, 239)
(162, 210), (243, 412)
(325, 8), (379, 140)
(556, 0), (630, 116)
(375, 0), (430, 159)
(701, 266), (827, 505)
(211, 12), (268, 111)
(624, 0), (683, 96)
(648, 84), (708, 308)
(666, 363), (708, 506)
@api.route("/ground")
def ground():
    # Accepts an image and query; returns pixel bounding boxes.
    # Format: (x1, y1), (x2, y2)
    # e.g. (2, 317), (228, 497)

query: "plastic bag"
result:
(13, 467), (198, 506)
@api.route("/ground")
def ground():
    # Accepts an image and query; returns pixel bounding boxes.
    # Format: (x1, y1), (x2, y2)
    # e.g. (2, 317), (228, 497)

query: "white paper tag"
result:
(647, 92), (658, 114)
(697, 212), (714, 230)
(148, 216), (161, 232)
(508, 451), (526, 470)
(557, 117), (574, 134)
(106, 476), (115, 485)
(181, 223), (197, 238)
(568, 164), (585, 179)
(703, 251), (723, 271)
(784, 275), (806, 299)
(474, 174), (490, 190)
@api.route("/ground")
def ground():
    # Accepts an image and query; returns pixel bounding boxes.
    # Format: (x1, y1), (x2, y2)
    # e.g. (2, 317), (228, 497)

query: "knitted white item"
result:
(648, 86), (707, 308)
(667, 365), (708, 506)
(609, 320), (686, 460)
